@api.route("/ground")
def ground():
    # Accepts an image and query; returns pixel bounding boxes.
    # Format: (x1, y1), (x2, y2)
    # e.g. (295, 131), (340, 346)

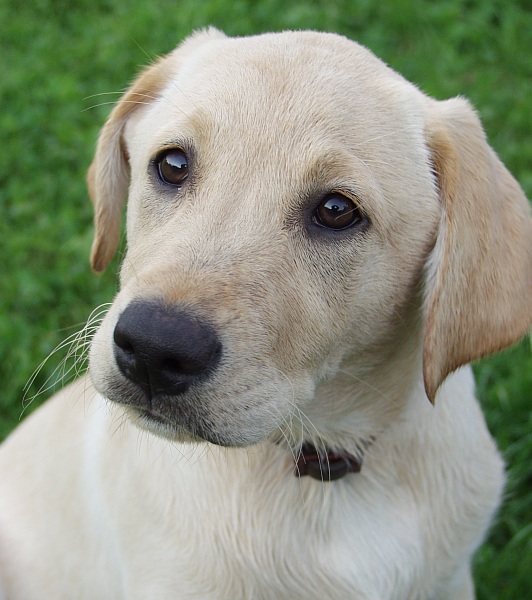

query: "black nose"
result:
(113, 301), (221, 397)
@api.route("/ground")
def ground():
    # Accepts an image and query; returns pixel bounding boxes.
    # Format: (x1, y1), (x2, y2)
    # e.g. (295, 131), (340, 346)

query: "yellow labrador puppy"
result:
(1, 29), (531, 600)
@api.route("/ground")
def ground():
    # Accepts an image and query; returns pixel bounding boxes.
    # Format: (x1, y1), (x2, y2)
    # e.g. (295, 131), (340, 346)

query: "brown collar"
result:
(295, 443), (362, 481)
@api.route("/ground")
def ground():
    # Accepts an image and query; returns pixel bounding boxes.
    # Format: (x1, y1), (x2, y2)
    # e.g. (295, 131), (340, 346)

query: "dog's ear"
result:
(423, 97), (532, 402)
(88, 27), (226, 273)
(87, 55), (168, 273)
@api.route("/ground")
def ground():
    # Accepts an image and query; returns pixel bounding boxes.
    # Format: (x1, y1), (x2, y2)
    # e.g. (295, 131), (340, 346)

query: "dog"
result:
(0, 28), (531, 599)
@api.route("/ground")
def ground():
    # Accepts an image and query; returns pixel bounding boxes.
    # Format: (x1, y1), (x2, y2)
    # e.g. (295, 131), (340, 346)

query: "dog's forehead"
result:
(176, 32), (408, 101)
(175, 32), (388, 102)
(133, 32), (427, 161)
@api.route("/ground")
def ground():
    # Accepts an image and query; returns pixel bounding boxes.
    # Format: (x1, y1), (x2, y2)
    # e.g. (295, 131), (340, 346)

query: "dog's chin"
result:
(126, 407), (207, 444)
(122, 406), (259, 448)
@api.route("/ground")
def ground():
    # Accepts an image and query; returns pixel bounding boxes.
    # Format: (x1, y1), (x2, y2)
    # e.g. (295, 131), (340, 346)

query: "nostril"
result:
(113, 328), (135, 354)
(120, 341), (135, 356)
(122, 343), (135, 356)
(161, 357), (197, 377)
(160, 342), (221, 377)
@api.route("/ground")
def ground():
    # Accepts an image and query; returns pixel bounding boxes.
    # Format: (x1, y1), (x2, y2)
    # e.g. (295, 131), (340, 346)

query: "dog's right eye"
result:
(157, 149), (189, 186)
(313, 193), (364, 230)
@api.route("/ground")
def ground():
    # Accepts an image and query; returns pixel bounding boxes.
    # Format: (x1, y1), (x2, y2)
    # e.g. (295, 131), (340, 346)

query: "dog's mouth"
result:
(110, 382), (284, 448)
(134, 406), (177, 431)
(130, 406), (210, 443)
(138, 408), (168, 425)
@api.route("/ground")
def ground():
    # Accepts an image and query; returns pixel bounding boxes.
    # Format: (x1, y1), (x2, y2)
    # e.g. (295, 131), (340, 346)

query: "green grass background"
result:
(1, 0), (530, 597)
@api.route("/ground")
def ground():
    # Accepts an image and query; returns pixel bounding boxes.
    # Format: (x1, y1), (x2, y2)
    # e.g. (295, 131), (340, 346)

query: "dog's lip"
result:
(135, 407), (189, 435)
(131, 407), (252, 447)
(137, 408), (171, 425)
(132, 407), (219, 444)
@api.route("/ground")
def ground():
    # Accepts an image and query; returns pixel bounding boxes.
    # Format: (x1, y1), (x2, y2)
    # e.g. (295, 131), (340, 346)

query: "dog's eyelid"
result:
(331, 189), (365, 214)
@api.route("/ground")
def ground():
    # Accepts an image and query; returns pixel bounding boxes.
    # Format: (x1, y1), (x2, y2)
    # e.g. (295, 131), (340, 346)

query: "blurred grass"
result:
(0, 0), (530, 597)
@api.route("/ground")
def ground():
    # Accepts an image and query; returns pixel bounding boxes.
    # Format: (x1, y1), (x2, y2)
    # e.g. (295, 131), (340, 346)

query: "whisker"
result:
(267, 367), (332, 487)
(21, 303), (111, 417)
(337, 368), (394, 403)
(83, 91), (126, 100)
(129, 36), (157, 64)
(81, 99), (153, 113)
(365, 126), (414, 144)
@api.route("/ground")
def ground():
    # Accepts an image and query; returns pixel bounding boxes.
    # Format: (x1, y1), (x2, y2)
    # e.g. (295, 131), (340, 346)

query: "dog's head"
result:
(88, 29), (531, 448)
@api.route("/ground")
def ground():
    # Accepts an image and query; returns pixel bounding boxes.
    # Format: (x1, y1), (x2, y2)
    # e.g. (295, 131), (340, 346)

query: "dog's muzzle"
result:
(113, 301), (221, 400)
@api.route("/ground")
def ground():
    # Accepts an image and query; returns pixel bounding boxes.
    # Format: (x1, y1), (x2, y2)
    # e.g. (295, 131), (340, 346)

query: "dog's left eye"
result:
(313, 193), (363, 230)
(157, 149), (189, 186)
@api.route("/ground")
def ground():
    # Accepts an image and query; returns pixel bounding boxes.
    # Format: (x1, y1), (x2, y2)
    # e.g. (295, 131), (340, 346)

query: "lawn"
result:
(1, 0), (530, 597)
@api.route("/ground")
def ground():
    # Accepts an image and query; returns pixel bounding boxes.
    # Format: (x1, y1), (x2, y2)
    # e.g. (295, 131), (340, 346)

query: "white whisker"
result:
(81, 99), (153, 112)
(21, 303), (111, 417)
(83, 91), (126, 100)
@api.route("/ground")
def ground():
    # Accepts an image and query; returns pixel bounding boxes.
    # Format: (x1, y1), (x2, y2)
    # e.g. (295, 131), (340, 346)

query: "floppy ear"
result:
(423, 97), (532, 402)
(88, 27), (226, 273)
(87, 54), (170, 273)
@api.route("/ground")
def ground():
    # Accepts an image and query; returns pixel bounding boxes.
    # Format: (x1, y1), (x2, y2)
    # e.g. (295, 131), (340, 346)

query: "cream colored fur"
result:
(1, 29), (531, 600)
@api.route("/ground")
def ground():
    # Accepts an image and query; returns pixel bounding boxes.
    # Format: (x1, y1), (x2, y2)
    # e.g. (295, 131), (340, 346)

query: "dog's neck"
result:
(290, 336), (424, 482)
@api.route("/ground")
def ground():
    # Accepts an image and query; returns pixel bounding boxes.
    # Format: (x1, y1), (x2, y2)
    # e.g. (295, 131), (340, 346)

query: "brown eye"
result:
(157, 149), (189, 185)
(314, 193), (362, 230)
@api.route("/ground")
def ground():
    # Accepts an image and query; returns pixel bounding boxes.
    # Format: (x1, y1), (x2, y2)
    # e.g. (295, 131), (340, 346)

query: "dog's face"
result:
(88, 30), (532, 448)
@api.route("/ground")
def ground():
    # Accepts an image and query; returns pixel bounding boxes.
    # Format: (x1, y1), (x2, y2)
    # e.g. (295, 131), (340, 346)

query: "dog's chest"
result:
(92, 407), (503, 600)
(118, 456), (426, 600)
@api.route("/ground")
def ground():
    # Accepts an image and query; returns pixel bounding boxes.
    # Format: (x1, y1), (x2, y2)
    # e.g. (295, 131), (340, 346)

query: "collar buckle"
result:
(296, 443), (362, 481)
